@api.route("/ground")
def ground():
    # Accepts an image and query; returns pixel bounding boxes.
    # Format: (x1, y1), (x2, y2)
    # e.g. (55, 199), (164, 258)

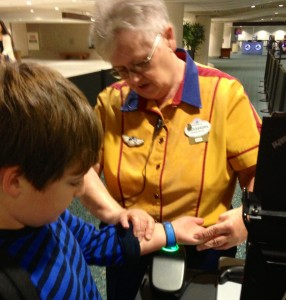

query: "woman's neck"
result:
(157, 58), (186, 109)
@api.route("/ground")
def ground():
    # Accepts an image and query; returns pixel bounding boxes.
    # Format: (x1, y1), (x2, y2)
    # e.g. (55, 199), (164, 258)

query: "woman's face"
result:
(110, 29), (178, 102)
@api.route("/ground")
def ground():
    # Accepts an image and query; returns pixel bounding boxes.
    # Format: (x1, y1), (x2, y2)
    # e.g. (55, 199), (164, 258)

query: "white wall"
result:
(10, 22), (102, 60)
(236, 25), (286, 42)
(8, 20), (286, 62)
(208, 23), (286, 59)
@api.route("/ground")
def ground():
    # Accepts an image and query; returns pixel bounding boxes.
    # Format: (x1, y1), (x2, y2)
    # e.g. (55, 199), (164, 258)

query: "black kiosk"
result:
(240, 113), (286, 299)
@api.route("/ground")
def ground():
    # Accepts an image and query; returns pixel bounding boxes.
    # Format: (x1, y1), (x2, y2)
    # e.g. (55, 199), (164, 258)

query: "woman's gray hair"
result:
(90, 0), (170, 60)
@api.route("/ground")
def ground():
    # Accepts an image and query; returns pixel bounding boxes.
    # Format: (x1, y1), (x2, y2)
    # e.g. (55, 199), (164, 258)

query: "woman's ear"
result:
(2, 167), (22, 197)
(163, 25), (177, 51)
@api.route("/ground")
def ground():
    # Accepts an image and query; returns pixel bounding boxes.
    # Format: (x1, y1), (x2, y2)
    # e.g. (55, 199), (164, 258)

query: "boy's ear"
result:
(2, 167), (22, 197)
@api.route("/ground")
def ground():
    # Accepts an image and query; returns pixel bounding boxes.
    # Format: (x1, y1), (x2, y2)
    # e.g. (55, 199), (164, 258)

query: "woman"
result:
(0, 20), (16, 62)
(85, 0), (262, 298)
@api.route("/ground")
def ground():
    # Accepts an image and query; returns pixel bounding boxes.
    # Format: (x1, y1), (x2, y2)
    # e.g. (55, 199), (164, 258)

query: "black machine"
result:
(240, 113), (286, 300)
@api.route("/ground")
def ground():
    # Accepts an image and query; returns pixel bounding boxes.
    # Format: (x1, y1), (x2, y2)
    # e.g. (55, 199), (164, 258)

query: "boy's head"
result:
(0, 62), (102, 190)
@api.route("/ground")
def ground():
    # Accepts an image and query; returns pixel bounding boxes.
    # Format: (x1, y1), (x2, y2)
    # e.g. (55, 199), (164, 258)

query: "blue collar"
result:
(121, 48), (201, 112)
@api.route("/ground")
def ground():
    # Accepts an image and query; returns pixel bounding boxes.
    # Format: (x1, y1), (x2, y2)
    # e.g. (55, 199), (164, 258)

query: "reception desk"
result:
(241, 41), (263, 55)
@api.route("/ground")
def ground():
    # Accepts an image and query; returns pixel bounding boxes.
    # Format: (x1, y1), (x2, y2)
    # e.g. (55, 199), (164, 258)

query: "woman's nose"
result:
(127, 70), (142, 83)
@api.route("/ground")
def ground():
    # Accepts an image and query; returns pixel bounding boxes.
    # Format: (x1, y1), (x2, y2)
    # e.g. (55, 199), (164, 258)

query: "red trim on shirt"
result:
(173, 81), (184, 106)
(159, 129), (169, 222)
(228, 145), (259, 160)
(197, 65), (234, 80)
(177, 50), (186, 61)
(118, 88), (126, 208)
(195, 77), (220, 217)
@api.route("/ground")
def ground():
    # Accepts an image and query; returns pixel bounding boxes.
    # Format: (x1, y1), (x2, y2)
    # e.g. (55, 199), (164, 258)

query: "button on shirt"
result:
(95, 48), (261, 226)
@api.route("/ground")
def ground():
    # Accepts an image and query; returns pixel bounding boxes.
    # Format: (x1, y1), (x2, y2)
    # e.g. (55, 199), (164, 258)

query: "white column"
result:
(11, 23), (29, 57)
(209, 22), (224, 58)
(165, 2), (184, 48)
(195, 16), (211, 65)
(223, 23), (233, 48)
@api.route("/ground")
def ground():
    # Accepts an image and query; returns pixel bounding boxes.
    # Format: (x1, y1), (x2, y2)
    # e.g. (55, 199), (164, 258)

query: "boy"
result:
(0, 62), (206, 299)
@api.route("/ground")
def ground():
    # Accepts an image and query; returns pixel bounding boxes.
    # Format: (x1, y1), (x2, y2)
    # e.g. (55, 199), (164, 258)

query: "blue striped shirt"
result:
(0, 210), (139, 299)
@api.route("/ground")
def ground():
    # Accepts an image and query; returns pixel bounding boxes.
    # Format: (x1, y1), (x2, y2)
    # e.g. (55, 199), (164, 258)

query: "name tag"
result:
(184, 118), (211, 145)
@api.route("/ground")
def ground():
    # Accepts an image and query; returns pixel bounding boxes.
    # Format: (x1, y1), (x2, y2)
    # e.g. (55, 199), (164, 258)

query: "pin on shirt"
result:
(184, 118), (211, 144)
(122, 135), (144, 147)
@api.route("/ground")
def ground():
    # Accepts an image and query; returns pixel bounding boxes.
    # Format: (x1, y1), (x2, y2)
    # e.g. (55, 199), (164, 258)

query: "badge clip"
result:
(122, 135), (144, 147)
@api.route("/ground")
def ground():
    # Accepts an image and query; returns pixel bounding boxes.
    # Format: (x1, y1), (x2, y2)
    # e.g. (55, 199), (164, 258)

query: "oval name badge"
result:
(184, 118), (211, 144)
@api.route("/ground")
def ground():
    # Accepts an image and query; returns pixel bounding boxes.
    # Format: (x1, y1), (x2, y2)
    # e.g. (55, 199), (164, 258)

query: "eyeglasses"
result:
(110, 33), (161, 80)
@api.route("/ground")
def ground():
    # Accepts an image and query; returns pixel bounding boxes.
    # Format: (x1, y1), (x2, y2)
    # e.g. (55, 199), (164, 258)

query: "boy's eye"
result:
(70, 179), (83, 187)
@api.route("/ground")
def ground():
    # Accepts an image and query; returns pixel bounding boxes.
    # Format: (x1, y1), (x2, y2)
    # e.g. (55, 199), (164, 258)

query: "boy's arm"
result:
(116, 216), (207, 265)
(66, 209), (206, 266)
(80, 167), (155, 240)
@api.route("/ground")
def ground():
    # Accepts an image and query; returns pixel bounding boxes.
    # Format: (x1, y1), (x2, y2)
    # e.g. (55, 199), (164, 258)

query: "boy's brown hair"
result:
(0, 62), (102, 190)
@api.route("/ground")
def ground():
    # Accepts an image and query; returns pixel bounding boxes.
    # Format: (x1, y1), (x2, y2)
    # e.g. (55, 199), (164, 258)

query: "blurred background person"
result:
(0, 20), (16, 63)
(266, 35), (276, 54)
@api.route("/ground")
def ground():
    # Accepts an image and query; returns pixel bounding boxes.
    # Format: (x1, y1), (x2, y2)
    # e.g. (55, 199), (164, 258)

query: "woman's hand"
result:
(195, 207), (247, 250)
(116, 208), (155, 241)
(172, 216), (207, 245)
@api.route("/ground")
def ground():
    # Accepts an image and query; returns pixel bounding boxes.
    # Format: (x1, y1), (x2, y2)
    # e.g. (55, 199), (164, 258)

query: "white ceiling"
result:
(0, 0), (286, 24)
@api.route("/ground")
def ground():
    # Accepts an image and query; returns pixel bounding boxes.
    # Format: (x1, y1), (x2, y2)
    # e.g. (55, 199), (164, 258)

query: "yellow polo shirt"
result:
(95, 49), (261, 226)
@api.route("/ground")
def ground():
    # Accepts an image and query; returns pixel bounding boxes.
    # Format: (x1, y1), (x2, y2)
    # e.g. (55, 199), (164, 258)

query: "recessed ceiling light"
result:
(279, 4), (283, 7)
(27, 1), (32, 5)
(251, 5), (255, 8)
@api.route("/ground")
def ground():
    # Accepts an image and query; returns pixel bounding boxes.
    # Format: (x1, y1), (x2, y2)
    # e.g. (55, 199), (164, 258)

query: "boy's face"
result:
(2, 165), (86, 229)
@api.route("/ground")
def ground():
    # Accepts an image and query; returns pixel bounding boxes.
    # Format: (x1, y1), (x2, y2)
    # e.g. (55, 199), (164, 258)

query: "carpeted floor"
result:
(69, 50), (269, 299)
(209, 51), (269, 119)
